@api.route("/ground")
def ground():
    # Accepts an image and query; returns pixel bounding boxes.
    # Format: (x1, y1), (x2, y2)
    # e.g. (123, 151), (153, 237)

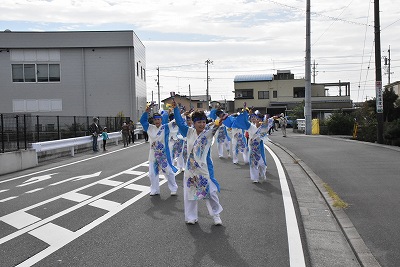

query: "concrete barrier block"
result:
(0, 149), (38, 175)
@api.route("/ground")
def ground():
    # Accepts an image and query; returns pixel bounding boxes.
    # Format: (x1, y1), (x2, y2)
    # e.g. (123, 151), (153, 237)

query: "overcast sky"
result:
(1, 0), (399, 103)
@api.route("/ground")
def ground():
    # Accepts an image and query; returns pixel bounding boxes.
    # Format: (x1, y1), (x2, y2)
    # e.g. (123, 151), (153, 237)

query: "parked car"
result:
(286, 116), (294, 128)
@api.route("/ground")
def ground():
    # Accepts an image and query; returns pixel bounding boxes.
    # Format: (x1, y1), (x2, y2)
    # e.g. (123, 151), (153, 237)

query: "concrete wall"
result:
(0, 149), (38, 176)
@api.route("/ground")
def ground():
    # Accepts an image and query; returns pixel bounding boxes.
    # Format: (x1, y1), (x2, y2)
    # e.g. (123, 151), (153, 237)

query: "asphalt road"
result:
(269, 132), (400, 267)
(0, 140), (305, 267)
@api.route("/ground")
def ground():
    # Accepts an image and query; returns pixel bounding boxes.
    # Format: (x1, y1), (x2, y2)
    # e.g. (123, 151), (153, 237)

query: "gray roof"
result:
(0, 30), (141, 49)
(234, 74), (273, 82)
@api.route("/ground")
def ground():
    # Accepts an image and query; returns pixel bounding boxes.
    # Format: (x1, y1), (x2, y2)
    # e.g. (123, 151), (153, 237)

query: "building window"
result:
(12, 63), (60, 83)
(197, 103), (203, 108)
(273, 90), (277, 98)
(141, 66), (143, 79)
(293, 87), (305, 98)
(236, 89), (253, 99)
(258, 91), (269, 99)
(136, 62), (139, 76)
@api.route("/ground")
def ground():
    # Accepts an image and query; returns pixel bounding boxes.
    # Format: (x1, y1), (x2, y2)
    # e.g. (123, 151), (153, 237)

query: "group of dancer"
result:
(140, 101), (273, 226)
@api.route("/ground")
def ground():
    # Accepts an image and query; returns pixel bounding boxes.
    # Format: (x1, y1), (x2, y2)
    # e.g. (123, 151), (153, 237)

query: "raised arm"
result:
(173, 106), (189, 137)
(140, 108), (150, 132)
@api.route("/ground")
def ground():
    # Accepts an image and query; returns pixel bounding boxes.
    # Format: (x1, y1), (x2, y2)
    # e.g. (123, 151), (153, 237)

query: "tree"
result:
(383, 88), (399, 122)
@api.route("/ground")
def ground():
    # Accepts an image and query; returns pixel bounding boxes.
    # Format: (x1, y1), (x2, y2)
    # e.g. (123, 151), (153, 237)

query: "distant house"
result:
(0, 30), (146, 122)
(162, 94), (210, 111)
(385, 81), (400, 96)
(234, 70), (353, 119)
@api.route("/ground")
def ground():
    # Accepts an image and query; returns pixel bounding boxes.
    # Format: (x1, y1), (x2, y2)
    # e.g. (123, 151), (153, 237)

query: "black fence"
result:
(0, 114), (130, 153)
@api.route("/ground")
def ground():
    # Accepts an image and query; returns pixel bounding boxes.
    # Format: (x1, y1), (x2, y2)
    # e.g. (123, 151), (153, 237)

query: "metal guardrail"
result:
(30, 128), (144, 157)
(31, 132), (122, 156)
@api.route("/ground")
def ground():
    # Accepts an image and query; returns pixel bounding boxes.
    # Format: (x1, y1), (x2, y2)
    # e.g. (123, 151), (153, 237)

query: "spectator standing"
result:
(89, 117), (101, 152)
(121, 122), (130, 147)
(279, 113), (288, 137)
(129, 120), (135, 144)
(101, 127), (109, 151)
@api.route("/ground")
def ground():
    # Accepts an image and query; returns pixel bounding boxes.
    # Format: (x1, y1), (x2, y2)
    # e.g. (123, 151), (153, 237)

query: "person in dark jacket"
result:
(89, 117), (101, 152)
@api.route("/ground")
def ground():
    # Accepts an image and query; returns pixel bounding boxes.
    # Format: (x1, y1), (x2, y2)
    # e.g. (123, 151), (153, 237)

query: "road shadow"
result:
(186, 224), (250, 267)
(143, 194), (183, 221)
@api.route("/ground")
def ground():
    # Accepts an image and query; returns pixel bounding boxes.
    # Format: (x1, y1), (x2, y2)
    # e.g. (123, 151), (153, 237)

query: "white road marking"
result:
(125, 184), (152, 192)
(25, 188), (44, 194)
(124, 170), (146, 175)
(0, 189), (9, 193)
(0, 142), (144, 184)
(29, 223), (74, 246)
(49, 171), (102, 186)
(16, 190), (149, 267)
(17, 173), (58, 187)
(89, 199), (121, 211)
(98, 179), (124, 187)
(265, 145), (306, 267)
(62, 192), (92, 202)
(1, 211), (41, 229)
(0, 196), (18, 203)
(0, 163), (150, 246)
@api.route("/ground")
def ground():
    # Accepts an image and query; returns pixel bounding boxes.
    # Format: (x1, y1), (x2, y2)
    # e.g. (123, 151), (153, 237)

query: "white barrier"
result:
(31, 132), (122, 157)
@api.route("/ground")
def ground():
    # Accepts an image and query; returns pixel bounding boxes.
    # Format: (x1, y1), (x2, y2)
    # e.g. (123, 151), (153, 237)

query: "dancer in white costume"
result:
(233, 109), (269, 183)
(173, 104), (226, 225)
(225, 114), (249, 165)
(140, 105), (178, 196)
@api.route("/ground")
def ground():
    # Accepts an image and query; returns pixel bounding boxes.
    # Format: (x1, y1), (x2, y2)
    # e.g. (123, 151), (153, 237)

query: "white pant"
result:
(175, 154), (185, 169)
(218, 141), (231, 157)
(148, 164), (178, 194)
(184, 179), (223, 222)
(232, 148), (249, 164)
(250, 162), (267, 182)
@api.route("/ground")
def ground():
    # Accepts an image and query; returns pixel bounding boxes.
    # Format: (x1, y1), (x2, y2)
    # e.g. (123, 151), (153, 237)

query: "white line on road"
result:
(0, 142), (144, 184)
(0, 196), (18, 203)
(265, 145), (306, 267)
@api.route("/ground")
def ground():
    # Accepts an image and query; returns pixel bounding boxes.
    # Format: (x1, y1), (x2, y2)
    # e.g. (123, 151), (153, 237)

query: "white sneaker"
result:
(170, 191), (177, 196)
(186, 219), (198, 225)
(149, 192), (159, 196)
(213, 215), (223, 226)
(252, 180), (259, 184)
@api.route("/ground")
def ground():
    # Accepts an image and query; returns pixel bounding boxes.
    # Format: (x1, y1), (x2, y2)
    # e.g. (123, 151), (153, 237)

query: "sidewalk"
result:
(268, 132), (381, 267)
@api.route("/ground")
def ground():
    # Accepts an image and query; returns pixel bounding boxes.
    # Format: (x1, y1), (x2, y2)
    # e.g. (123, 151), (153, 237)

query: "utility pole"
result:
(205, 59), (213, 110)
(189, 84), (192, 109)
(388, 46), (391, 84)
(157, 67), (160, 109)
(384, 45), (392, 84)
(304, 0), (312, 135)
(374, 0), (384, 144)
(312, 60), (318, 83)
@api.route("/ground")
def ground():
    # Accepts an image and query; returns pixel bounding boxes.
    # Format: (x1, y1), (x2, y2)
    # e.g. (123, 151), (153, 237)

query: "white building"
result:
(234, 70), (353, 118)
(0, 30), (146, 122)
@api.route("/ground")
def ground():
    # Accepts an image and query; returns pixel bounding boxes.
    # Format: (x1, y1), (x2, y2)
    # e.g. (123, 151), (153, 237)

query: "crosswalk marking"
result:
(62, 192), (92, 202)
(29, 223), (74, 246)
(98, 179), (124, 187)
(125, 184), (151, 192)
(89, 198), (121, 211)
(1, 211), (41, 229)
